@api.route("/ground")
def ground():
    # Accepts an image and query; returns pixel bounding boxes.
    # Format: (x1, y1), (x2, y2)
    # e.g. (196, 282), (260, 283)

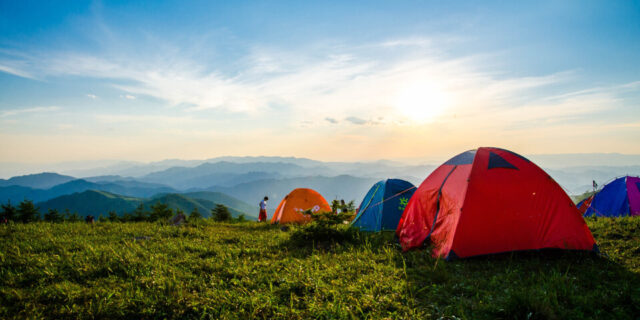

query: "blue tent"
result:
(582, 176), (640, 217)
(351, 179), (416, 231)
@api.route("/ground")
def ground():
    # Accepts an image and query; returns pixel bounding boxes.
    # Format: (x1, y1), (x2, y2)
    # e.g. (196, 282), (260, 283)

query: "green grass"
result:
(1, 218), (639, 319)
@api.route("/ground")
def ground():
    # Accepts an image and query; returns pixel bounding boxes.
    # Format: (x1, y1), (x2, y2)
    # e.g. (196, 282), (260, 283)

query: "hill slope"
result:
(36, 190), (256, 219)
(38, 190), (142, 216)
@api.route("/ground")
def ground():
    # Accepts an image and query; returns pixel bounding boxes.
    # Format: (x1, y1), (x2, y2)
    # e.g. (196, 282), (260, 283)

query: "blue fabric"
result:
(351, 179), (416, 231)
(487, 152), (518, 170)
(444, 150), (476, 165)
(584, 177), (630, 217)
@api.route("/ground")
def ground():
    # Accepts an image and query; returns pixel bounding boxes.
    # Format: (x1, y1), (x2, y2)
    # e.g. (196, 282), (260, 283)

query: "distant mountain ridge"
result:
(37, 190), (256, 219)
(0, 172), (75, 189)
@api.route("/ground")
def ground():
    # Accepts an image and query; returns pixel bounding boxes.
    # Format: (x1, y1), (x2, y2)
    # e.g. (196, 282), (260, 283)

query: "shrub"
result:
(189, 207), (203, 220)
(17, 200), (40, 223)
(44, 209), (64, 223)
(211, 204), (232, 222)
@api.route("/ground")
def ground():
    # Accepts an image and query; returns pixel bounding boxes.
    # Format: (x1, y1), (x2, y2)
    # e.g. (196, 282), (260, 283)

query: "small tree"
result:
(1, 201), (17, 221)
(235, 214), (246, 223)
(44, 208), (64, 223)
(189, 207), (202, 220)
(107, 210), (119, 222)
(98, 214), (108, 222)
(65, 210), (81, 222)
(132, 203), (148, 222)
(17, 200), (40, 223)
(149, 202), (173, 221)
(211, 204), (232, 222)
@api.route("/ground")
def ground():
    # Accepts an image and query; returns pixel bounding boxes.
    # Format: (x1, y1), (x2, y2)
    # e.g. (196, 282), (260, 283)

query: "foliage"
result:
(149, 202), (173, 222)
(107, 211), (119, 222)
(132, 203), (149, 222)
(0, 219), (639, 319)
(17, 199), (40, 223)
(188, 207), (202, 220)
(212, 204), (232, 222)
(43, 209), (64, 223)
(64, 209), (81, 222)
(1, 201), (17, 221)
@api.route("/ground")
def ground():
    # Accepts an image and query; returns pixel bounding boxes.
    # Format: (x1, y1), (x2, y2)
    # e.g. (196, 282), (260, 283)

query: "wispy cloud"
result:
(87, 94), (97, 99)
(0, 106), (60, 118)
(0, 35), (637, 133)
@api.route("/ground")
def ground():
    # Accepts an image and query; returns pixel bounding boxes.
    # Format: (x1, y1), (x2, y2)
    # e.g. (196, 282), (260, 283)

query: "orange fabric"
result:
(270, 188), (331, 224)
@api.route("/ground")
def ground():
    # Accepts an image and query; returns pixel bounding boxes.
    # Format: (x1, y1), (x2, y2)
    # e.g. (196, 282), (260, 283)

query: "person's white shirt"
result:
(259, 200), (267, 210)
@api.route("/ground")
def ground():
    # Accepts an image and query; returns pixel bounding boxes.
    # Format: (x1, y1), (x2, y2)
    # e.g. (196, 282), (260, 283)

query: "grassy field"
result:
(1, 218), (639, 319)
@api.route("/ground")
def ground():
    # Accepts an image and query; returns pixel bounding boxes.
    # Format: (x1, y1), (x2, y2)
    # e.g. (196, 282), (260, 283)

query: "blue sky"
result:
(1, 0), (639, 164)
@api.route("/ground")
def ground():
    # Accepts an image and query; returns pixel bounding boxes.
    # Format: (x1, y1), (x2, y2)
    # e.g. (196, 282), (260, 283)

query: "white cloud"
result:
(87, 94), (97, 99)
(0, 106), (61, 118)
(0, 36), (636, 132)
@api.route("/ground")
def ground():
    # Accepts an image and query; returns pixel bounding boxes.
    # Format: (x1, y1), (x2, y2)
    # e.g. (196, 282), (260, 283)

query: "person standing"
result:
(258, 196), (268, 222)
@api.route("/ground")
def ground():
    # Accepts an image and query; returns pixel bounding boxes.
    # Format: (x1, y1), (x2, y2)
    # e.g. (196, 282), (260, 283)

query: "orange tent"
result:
(271, 188), (332, 224)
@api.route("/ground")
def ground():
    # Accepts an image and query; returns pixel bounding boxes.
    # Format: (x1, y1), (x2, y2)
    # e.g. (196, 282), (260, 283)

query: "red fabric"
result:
(397, 147), (596, 259)
(577, 195), (594, 215)
(258, 209), (267, 222)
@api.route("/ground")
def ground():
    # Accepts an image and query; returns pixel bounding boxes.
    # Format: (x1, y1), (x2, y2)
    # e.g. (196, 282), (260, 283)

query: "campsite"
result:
(1, 218), (639, 319)
(2, 1), (640, 319)
(2, 149), (640, 319)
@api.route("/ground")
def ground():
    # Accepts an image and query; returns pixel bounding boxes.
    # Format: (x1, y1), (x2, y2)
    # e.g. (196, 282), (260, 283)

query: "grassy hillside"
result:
(146, 194), (251, 218)
(37, 190), (256, 219)
(0, 218), (638, 319)
(38, 190), (142, 216)
(182, 191), (256, 214)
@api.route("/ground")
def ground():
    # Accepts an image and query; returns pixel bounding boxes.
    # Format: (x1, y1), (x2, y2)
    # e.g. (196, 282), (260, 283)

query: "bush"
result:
(44, 209), (64, 223)
(211, 204), (232, 222)
(17, 200), (40, 223)
(189, 207), (203, 220)
(1, 201), (17, 221)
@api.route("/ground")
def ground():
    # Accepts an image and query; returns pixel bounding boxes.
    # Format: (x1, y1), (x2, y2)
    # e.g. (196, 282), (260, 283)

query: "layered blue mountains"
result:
(2, 155), (639, 219)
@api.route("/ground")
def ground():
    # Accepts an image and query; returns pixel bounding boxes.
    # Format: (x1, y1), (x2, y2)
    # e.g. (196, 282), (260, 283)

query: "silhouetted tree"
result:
(44, 208), (64, 223)
(212, 204), (232, 222)
(150, 202), (172, 221)
(189, 207), (202, 220)
(1, 201), (17, 221)
(132, 203), (148, 222)
(17, 200), (40, 223)
(64, 209), (81, 222)
(107, 211), (119, 222)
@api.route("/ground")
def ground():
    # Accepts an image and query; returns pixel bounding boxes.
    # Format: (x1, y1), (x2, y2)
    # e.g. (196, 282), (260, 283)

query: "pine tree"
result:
(149, 202), (172, 221)
(1, 201), (17, 221)
(132, 203), (148, 222)
(44, 208), (63, 222)
(212, 204), (232, 222)
(107, 211), (119, 222)
(189, 207), (202, 220)
(17, 200), (40, 223)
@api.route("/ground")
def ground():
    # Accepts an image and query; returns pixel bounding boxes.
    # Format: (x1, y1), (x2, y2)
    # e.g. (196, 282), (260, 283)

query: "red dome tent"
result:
(396, 147), (597, 259)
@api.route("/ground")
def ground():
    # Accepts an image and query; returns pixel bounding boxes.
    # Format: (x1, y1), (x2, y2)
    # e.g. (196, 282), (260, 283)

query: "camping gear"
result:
(271, 188), (332, 224)
(396, 147), (597, 259)
(351, 179), (416, 232)
(580, 176), (640, 217)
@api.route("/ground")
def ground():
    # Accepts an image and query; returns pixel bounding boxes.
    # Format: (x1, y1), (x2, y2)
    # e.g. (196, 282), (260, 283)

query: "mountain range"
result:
(1, 155), (640, 219)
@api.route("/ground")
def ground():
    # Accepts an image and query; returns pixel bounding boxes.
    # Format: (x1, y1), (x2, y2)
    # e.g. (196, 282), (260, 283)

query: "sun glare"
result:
(394, 83), (451, 122)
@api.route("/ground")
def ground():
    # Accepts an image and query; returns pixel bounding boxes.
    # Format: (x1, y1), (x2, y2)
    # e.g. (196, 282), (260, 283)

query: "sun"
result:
(394, 82), (451, 122)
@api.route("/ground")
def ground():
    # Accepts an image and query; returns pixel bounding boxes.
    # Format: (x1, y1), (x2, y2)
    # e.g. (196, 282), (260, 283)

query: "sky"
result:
(1, 0), (639, 166)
